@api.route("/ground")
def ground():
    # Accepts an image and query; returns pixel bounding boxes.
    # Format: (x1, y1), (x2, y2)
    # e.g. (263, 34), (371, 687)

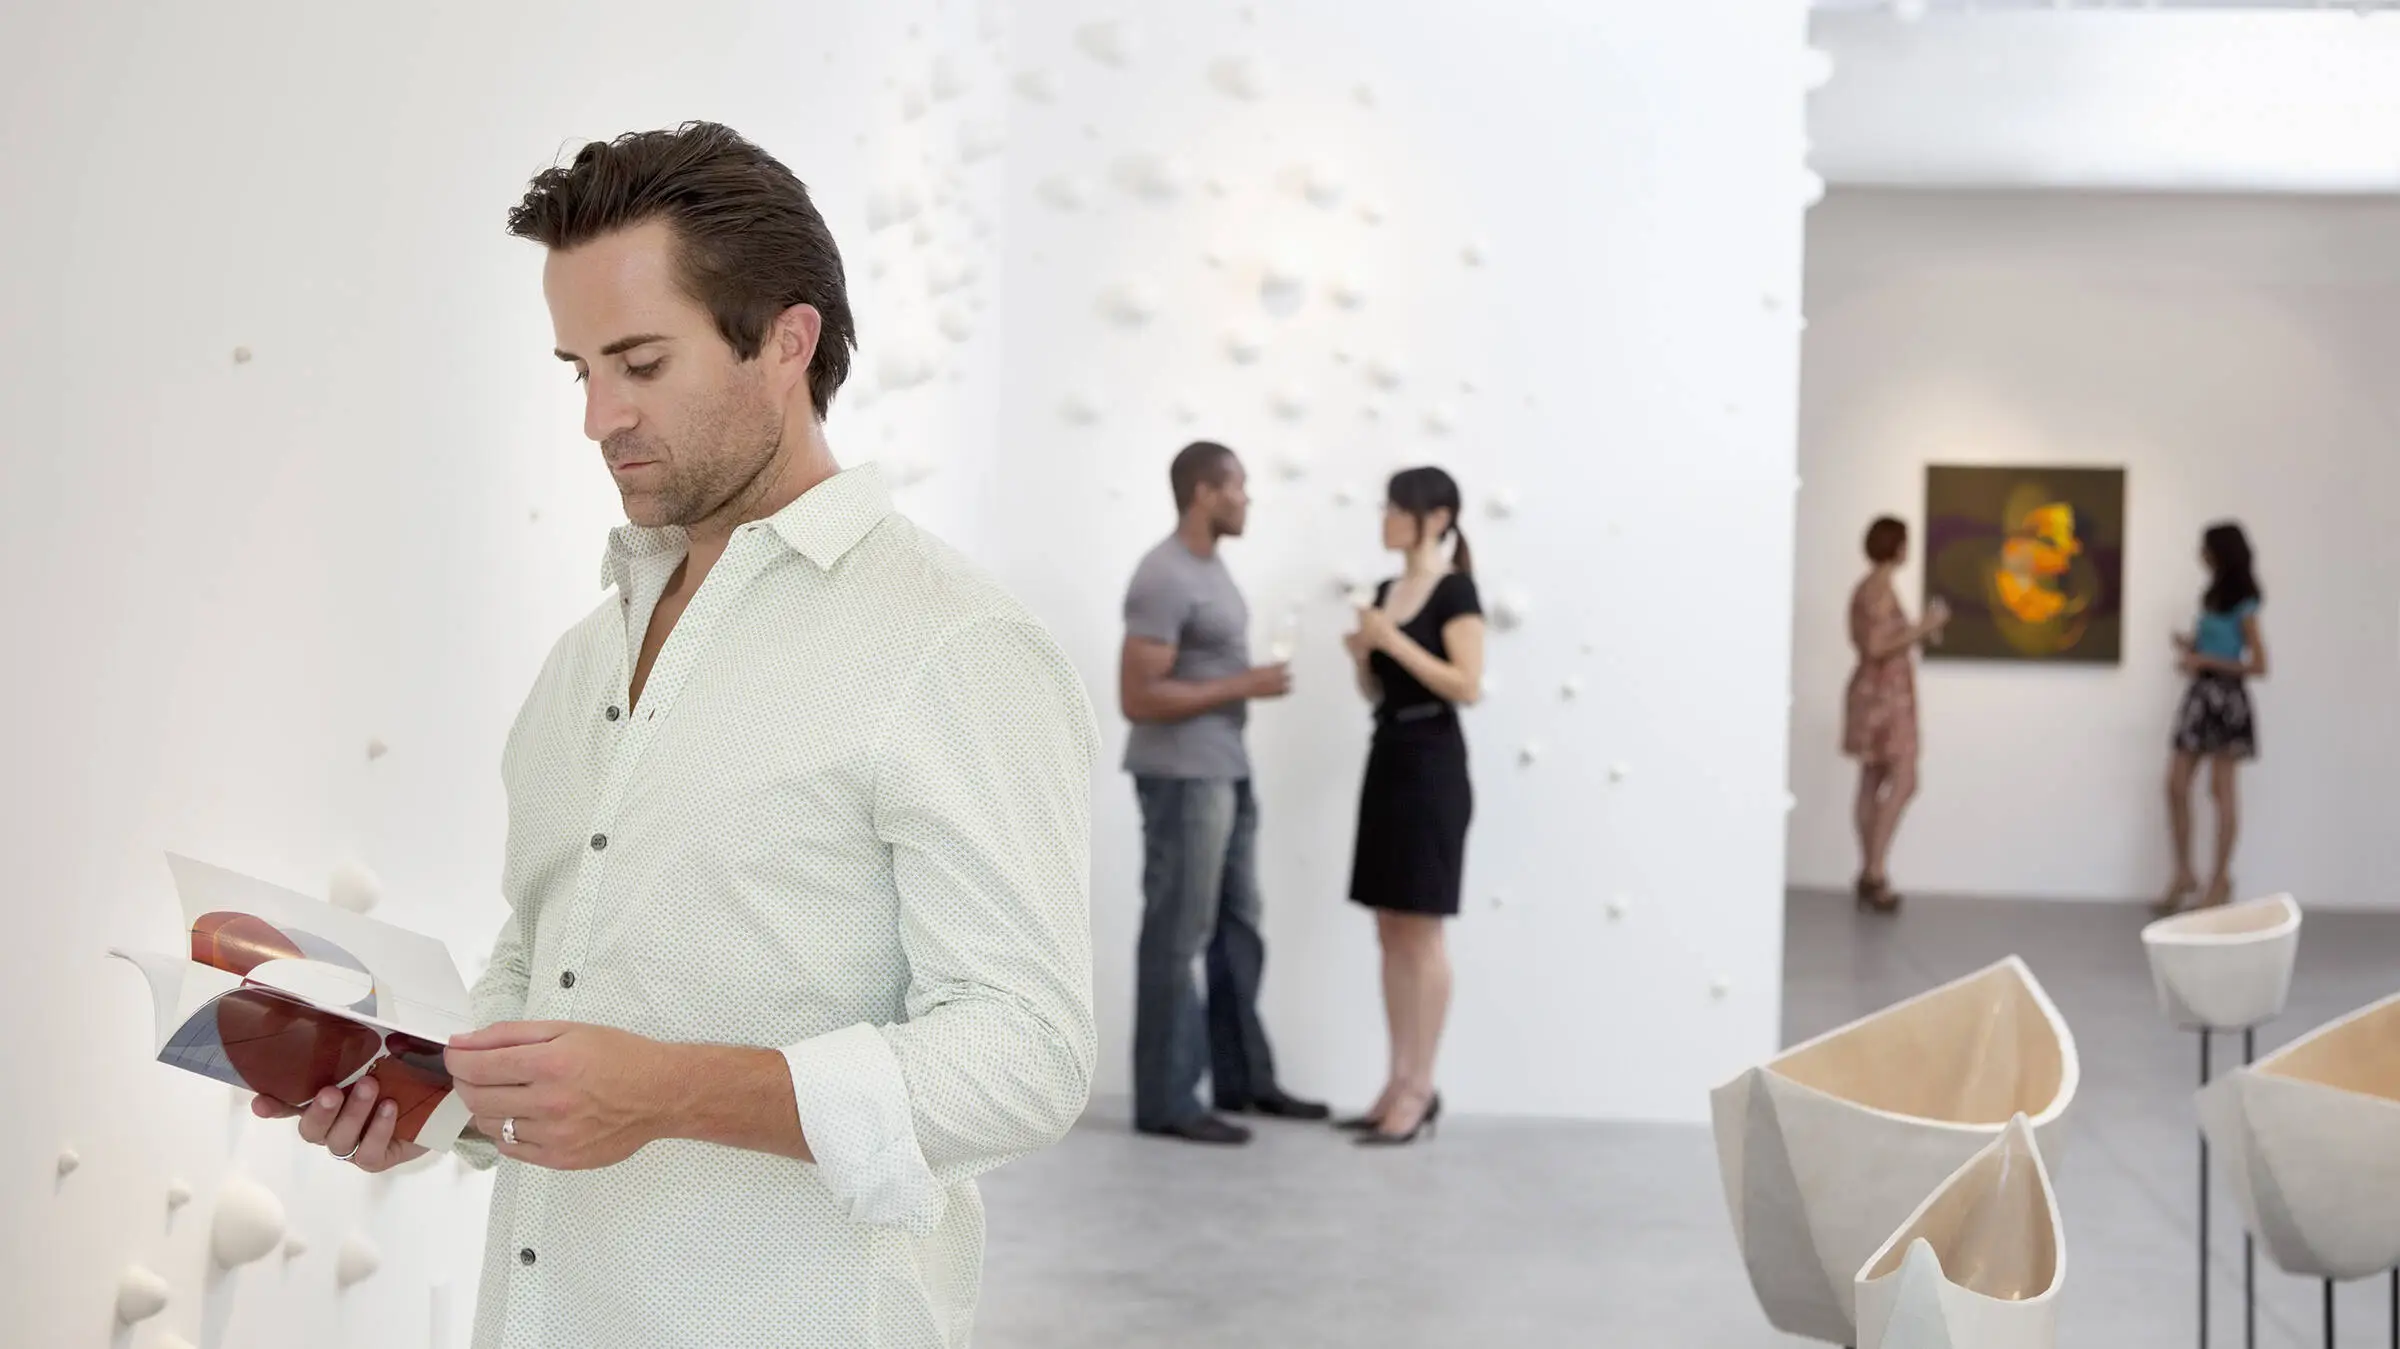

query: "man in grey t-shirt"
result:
(1118, 441), (1326, 1144)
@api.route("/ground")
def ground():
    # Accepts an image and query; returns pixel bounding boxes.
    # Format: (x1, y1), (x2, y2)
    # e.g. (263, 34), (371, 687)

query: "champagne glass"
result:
(1267, 608), (1301, 664)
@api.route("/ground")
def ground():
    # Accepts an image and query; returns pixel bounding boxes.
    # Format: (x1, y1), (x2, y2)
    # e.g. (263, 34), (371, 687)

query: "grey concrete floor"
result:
(977, 891), (2400, 1347)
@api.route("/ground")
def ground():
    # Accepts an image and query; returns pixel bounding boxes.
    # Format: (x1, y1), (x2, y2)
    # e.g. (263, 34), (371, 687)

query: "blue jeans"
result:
(1132, 777), (1280, 1129)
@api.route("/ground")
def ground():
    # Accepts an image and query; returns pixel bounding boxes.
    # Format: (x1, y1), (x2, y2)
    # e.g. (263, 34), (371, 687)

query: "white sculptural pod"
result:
(1607, 762), (1630, 783)
(335, 1232), (383, 1289)
(1170, 398), (1199, 425)
(1332, 483), (1360, 508)
(365, 736), (389, 761)
(1097, 278), (1161, 327)
(1111, 152), (1189, 203)
(1207, 55), (1267, 100)
(1801, 46), (1837, 92)
(1560, 677), (1584, 701)
(211, 1177), (288, 1268)
(284, 1235), (309, 1260)
(1365, 356), (1405, 391)
(1518, 743), (1542, 767)
(1259, 258), (1307, 316)
(328, 860), (382, 915)
(931, 54), (971, 101)
(1353, 82), (1379, 109)
(1606, 896), (1630, 922)
(876, 341), (940, 393)
(1487, 487), (1520, 520)
(1073, 19), (1137, 69)
(1853, 1115), (2064, 1349)
(232, 346), (254, 365)
(1326, 275), (1366, 310)
(1801, 169), (1828, 209)
(899, 84), (929, 122)
(1036, 174), (1091, 212)
(2140, 893), (2301, 1032)
(1712, 958), (2078, 1344)
(1425, 404), (1459, 436)
(866, 181), (926, 232)
(115, 1264), (171, 1323)
(2198, 988), (2400, 1281)
(1013, 69), (1057, 103)
(937, 305), (976, 344)
(1358, 198), (1387, 226)
(1299, 163), (1346, 210)
(1461, 238), (1490, 268)
(1223, 326), (1265, 365)
(1060, 391), (1104, 427)
(166, 1177), (194, 1212)
(1891, 0), (1930, 22)
(55, 1148), (79, 1179)
(1267, 385), (1309, 423)
(1712, 978), (1734, 1001)
(1490, 589), (1532, 632)
(957, 120), (1007, 165)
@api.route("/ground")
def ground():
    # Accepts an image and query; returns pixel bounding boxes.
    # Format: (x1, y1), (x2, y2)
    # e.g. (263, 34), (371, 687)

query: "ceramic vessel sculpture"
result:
(2140, 894), (2301, 1031)
(1712, 957), (2079, 1344)
(1854, 1114), (2063, 1349)
(2198, 989), (2400, 1280)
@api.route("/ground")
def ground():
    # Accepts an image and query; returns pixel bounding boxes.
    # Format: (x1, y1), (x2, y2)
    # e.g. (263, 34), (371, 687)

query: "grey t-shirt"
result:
(1122, 536), (1251, 779)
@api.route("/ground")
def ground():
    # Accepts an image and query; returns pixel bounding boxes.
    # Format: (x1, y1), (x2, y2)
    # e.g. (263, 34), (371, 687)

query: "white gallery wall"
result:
(0, 2), (1012, 1346)
(988, 0), (1809, 1122)
(1789, 189), (2400, 907)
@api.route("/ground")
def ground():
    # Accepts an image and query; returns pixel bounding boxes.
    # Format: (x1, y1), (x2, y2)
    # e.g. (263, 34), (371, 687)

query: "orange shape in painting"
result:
(1993, 503), (2083, 626)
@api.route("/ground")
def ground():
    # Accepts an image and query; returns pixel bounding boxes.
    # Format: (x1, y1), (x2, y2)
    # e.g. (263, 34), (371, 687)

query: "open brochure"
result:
(110, 854), (475, 1149)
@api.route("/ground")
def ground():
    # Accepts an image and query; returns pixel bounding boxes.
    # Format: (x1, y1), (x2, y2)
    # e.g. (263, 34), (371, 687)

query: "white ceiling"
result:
(1809, 9), (2400, 191)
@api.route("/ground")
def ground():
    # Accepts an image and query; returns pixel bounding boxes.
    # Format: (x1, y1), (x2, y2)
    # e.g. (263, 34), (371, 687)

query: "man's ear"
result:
(770, 303), (824, 405)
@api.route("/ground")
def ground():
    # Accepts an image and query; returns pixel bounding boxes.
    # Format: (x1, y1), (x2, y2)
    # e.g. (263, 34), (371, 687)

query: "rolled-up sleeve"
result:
(781, 611), (1098, 1233)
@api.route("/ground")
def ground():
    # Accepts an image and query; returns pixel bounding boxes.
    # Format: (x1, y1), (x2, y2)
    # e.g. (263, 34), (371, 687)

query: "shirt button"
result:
(519, 1247), (536, 1266)
(589, 833), (608, 851)
(559, 970), (576, 989)
(606, 705), (621, 722)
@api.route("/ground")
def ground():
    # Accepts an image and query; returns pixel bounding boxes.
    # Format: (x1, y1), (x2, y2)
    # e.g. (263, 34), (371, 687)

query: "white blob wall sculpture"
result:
(1013, 69), (1058, 103)
(1073, 19), (1136, 69)
(115, 1264), (171, 1323)
(1490, 589), (1531, 632)
(957, 119), (1007, 165)
(1098, 278), (1161, 327)
(327, 859), (382, 914)
(1259, 258), (1307, 315)
(1036, 174), (1091, 212)
(1853, 1114), (2065, 1349)
(2198, 989), (2400, 1281)
(2140, 893), (2301, 1031)
(211, 1177), (288, 1269)
(1713, 958), (2079, 1344)
(1207, 55), (1266, 100)
(1111, 153), (1188, 204)
(166, 1177), (193, 1213)
(55, 1149), (78, 1178)
(1267, 385), (1308, 422)
(1300, 162), (1346, 210)
(866, 181), (925, 231)
(336, 1231), (383, 1289)
(1224, 326), (1265, 365)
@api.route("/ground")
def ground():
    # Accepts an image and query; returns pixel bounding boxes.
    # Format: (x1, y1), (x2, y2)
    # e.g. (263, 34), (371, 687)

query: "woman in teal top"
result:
(2159, 522), (2269, 914)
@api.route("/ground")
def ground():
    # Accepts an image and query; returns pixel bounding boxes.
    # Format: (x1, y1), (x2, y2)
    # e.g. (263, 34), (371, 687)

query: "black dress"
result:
(1349, 573), (1480, 918)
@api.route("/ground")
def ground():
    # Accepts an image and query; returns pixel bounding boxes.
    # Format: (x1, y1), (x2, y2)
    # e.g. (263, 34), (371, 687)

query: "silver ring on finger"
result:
(332, 1139), (363, 1162)
(502, 1117), (518, 1148)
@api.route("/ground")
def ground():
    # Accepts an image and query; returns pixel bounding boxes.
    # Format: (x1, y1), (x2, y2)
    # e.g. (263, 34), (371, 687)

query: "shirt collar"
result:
(601, 463), (894, 589)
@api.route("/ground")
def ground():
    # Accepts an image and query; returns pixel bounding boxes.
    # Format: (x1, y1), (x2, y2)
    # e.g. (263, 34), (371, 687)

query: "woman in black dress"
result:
(1339, 467), (1485, 1146)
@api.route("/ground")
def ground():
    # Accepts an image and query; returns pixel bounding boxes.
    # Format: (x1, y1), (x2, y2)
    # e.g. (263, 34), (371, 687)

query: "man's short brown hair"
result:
(507, 122), (856, 416)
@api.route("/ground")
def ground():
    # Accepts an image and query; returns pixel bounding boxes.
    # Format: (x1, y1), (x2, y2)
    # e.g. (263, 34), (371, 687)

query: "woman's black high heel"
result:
(1333, 1111), (1383, 1133)
(1355, 1092), (1441, 1147)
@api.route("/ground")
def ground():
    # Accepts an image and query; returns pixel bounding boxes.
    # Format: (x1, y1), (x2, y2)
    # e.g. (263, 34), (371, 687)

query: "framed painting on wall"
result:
(1922, 465), (2125, 665)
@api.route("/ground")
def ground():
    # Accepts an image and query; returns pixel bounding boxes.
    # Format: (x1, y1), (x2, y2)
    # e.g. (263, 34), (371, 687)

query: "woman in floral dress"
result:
(1844, 516), (1948, 911)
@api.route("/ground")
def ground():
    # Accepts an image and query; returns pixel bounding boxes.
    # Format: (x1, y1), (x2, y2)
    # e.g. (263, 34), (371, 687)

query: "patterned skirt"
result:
(2173, 672), (2257, 760)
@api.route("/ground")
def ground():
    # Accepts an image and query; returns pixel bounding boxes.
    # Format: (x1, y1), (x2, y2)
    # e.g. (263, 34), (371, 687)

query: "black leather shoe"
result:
(1136, 1115), (1253, 1145)
(1243, 1091), (1331, 1122)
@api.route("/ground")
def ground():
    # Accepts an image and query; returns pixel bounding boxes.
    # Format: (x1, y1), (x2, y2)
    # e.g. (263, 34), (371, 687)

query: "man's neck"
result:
(684, 421), (840, 570)
(1174, 514), (1219, 559)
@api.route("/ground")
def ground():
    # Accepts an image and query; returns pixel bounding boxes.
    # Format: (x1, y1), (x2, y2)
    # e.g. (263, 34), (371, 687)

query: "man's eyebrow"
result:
(553, 333), (673, 362)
